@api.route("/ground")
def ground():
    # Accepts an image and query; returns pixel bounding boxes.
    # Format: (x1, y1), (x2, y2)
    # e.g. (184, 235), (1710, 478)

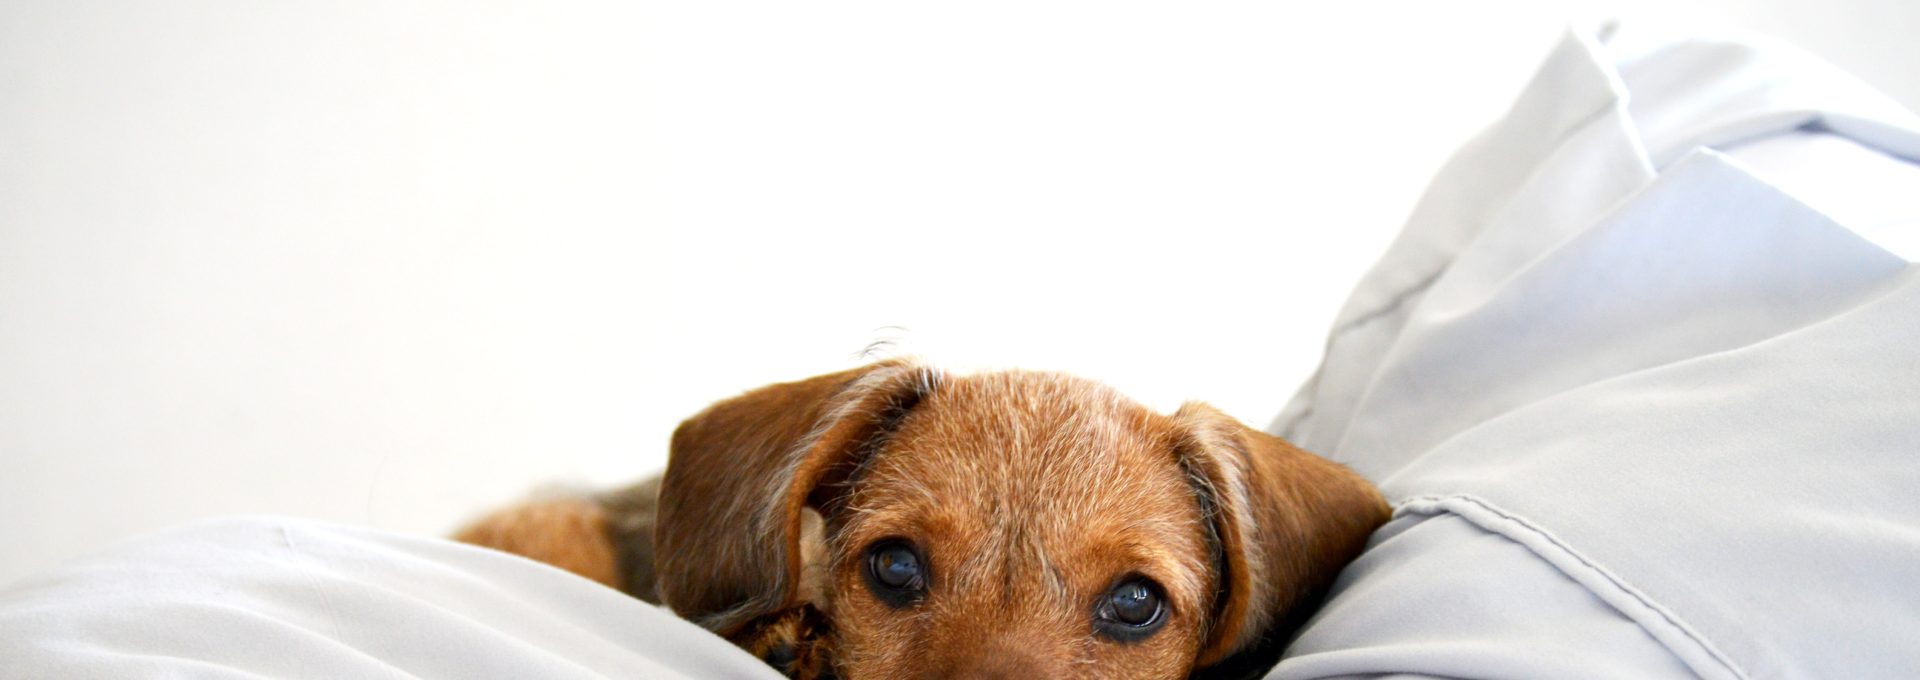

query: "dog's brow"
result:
(1037, 543), (1070, 600)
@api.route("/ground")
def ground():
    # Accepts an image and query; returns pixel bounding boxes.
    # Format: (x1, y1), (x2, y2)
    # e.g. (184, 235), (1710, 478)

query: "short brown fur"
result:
(457, 361), (1388, 679)
(453, 497), (623, 589)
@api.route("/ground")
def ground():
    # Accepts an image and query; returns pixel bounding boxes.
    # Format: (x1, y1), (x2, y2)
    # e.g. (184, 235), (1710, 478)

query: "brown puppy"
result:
(457, 360), (1387, 679)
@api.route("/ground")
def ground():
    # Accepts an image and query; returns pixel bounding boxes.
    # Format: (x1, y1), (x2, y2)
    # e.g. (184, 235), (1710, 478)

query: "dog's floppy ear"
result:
(1173, 402), (1389, 669)
(655, 359), (941, 636)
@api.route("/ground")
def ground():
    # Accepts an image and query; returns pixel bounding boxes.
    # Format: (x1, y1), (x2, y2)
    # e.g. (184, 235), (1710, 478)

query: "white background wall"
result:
(3, 1), (1915, 585)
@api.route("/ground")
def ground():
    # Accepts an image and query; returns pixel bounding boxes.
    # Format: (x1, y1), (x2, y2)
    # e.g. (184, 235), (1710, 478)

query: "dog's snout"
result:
(940, 643), (1051, 680)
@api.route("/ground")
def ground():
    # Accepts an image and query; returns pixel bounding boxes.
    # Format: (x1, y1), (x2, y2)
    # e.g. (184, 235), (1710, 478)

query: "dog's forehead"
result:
(853, 370), (1203, 548)
(897, 371), (1170, 477)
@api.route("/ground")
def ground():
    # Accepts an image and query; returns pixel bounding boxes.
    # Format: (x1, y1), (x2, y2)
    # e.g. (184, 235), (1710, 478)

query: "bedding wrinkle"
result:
(279, 522), (350, 648)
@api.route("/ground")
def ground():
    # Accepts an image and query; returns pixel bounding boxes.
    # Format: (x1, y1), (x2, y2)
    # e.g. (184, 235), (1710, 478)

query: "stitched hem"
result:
(1393, 494), (1749, 680)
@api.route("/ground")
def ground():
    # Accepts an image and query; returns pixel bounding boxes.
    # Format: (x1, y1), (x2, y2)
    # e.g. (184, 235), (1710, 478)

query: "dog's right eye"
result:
(863, 540), (927, 608)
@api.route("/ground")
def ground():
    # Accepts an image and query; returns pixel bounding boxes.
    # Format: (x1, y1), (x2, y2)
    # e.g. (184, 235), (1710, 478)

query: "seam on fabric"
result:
(1392, 494), (1748, 680)
(1367, 241), (1912, 496)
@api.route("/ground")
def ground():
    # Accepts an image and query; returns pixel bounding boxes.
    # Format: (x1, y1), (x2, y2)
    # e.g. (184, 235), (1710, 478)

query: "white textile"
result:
(0, 517), (779, 679)
(1269, 23), (1920, 680)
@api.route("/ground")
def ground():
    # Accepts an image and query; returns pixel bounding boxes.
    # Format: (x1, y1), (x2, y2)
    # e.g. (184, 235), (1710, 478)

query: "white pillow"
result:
(0, 516), (780, 679)
(1269, 23), (1920, 680)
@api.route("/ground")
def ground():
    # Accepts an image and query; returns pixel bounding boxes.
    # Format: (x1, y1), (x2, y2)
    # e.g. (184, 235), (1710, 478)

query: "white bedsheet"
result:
(0, 516), (777, 679)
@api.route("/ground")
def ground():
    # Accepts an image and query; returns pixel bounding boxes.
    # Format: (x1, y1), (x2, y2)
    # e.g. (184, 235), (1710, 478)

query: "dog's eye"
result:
(863, 540), (927, 607)
(1108, 581), (1159, 624)
(1094, 577), (1166, 642)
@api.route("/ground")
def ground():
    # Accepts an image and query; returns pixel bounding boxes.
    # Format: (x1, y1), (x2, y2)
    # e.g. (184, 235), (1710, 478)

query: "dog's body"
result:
(457, 361), (1387, 679)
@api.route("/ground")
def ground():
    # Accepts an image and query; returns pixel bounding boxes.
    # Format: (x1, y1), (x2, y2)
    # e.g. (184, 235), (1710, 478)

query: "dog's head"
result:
(655, 360), (1387, 679)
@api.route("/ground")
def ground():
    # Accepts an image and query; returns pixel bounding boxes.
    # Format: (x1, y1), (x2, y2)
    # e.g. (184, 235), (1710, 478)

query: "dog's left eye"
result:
(863, 540), (927, 608)
(1094, 576), (1167, 642)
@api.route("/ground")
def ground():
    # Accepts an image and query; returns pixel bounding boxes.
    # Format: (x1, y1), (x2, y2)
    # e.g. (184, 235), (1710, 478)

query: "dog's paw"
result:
(730, 604), (836, 679)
